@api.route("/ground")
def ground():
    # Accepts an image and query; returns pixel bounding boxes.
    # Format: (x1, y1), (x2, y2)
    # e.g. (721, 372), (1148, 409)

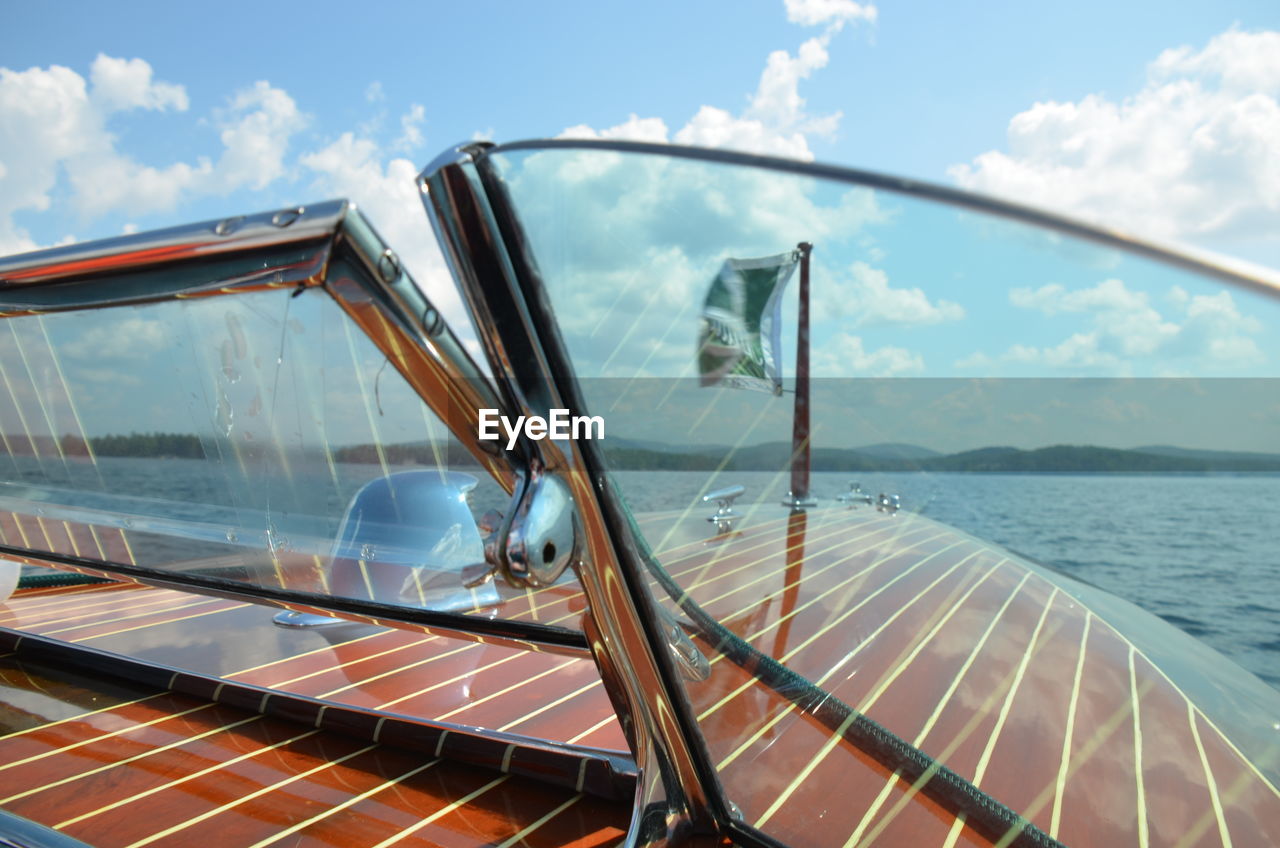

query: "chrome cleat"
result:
(703, 485), (746, 534)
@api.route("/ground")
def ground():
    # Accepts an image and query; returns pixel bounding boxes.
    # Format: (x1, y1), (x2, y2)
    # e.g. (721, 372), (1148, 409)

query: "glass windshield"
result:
(489, 145), (1280, 847)
(0, 268), (582, 634)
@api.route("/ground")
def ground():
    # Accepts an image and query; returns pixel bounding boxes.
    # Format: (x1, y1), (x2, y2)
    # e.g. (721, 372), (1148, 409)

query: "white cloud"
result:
(950, 28), (1280, 246)
(820, 260), (964, 326)
(0, 56), (306, 249)
(674, 35), (840, 160)
(953, 350), (992, 369)
(560, 114), (670, 144)
(1005, 333), (1121, 371)
(394, 103), (426, 152)
(1149, 29), (1280, 91)
(966, 277), (1263, 373)
(89, 55), (188, 112)
(493, 145), (890, 379)
(212, 80), (306, 191)
(1010, 278), (1177, 356)
(299, 132), (476, 355)
(784, 0), (877, 28)
(674, 106), (814, 160)
(65, 152), (207, 220)
(1170, 288), (1264, 363)
(748, 37), (838, 133)
(813, 333), (922, 376)
(364, 81), (385, 103)
(562, 3), (874, 161)
(0, 62), (100, 252)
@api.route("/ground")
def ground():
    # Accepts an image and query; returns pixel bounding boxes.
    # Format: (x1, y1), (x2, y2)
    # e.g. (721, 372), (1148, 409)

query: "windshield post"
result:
(418, 146), (723, 844)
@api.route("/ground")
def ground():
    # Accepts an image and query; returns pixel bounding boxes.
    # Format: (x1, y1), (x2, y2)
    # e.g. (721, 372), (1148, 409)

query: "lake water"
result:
(614, 470), (1280, 688)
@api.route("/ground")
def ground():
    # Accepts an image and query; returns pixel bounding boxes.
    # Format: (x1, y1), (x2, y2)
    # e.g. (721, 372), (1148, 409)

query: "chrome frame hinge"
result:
(501, 464), (581, 588)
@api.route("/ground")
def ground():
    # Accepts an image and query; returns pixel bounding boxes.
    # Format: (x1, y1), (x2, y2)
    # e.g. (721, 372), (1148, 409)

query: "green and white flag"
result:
(697, 251), (799, 395)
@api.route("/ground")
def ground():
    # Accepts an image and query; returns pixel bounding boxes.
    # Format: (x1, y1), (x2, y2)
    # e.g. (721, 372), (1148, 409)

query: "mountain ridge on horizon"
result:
(36, 432), (1280, 472)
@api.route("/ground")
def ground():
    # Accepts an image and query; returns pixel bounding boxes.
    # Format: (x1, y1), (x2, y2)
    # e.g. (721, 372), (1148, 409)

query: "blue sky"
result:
(4, 1), (1278, 256)
(2, 1), (1279, 450)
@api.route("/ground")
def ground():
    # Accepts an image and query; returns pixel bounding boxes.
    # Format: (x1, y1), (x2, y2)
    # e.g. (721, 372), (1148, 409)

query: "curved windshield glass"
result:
(489, 145), (1280, 847)
(0, 271), (582, 636)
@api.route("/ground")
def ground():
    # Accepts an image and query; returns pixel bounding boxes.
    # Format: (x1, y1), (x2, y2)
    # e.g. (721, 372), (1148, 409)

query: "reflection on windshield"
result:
(492, 146), (1280, 847)
(0, 280), (582, 630)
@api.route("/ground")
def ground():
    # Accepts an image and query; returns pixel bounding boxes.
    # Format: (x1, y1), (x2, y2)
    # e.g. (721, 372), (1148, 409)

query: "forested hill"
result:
(89, 432), (204, 458)
(37, 433), (1280, 472)
(601, 441), (1280, 472)
(75, 433), (485, 466)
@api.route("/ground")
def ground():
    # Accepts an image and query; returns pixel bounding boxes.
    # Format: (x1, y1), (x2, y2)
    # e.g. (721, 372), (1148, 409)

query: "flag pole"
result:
(784, 242), (816, 510)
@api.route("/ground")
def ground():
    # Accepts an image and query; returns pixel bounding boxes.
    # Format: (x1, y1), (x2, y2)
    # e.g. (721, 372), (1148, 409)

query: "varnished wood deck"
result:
(0, 655), (629, 847)
(4, 505), (1280, 846)
(0, 580), (626, 752)
(653, 507), (1280, 847)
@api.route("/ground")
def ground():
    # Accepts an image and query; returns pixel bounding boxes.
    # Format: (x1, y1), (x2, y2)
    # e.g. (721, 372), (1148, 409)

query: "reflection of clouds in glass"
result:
(1169, 287), (1264, 364)
(72, 368), (143, 387)
(62, 315), (169, 360)
(26, 289), (446, 446)
(502, 146), (1278, 385)
(499, 150), (886, 379)
(503, 151), (883, 269)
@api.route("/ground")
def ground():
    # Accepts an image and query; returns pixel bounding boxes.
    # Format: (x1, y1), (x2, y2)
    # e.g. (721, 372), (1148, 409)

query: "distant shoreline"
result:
(21, 432), (1276, 474)
(601, 441), (1280, 473)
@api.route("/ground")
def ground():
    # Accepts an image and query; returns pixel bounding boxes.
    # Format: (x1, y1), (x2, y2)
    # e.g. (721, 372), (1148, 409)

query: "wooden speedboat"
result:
(0, 139), (1277, 847)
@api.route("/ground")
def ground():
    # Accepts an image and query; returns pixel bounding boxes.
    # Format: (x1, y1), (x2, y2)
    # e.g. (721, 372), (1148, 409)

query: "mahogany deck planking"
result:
(0, 655), (629, 848)
(3, 507), (1280, 846)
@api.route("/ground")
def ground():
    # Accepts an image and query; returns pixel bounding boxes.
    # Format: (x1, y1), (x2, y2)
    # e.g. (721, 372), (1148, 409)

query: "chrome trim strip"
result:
(418, 144), (565, 418)
(324, 201), (519, 493)
(0, 200), (351, 286)
(0, 544), (591, 657)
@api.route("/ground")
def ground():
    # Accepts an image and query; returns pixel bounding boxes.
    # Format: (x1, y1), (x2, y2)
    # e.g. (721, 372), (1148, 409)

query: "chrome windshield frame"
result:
(0, 199), (595, 657)
(420, 144), (722, 845)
